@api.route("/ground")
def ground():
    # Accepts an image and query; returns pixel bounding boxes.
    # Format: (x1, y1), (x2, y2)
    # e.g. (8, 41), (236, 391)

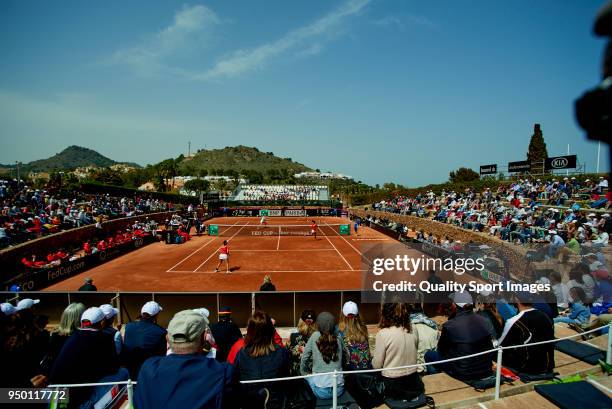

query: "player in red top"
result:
(311, 220), (318, 239)
(215, 240), (230, 273)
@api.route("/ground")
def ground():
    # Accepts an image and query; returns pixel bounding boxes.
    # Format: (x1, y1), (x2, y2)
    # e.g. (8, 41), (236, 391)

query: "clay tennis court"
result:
(44, 216), (485, 292)
(44, 217), (400, 292)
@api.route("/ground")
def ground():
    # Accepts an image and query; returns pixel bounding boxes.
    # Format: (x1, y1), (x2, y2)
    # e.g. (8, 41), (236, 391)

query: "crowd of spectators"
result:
(234, 185), (325, 201)
(4, 284), (609, 409)
(0, 178), (174, 249)
(372, 177), (611, 251)
(15, 218), (159, 277)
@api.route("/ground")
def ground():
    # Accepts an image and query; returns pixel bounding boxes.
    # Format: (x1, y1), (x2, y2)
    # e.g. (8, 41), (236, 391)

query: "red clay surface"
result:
(44, 217), (478, 292)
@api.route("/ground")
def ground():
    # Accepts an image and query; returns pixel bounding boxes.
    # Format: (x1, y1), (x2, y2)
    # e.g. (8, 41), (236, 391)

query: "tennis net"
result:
(208, 224), (350, 237)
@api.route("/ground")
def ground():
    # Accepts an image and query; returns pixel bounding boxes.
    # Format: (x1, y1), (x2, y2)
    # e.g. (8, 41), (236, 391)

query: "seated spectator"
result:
(234, 311), (289, 408)
(337, 301), (371, 370)
(210, 306), (243, 363)
(1, 298), (49, 388)
(300, 312), (345, 399)
(554, 287), (591, 328)
(425, 292), (494, 381)
(475, 294), (503, 344)
(135, 310), (236, 409)
(373, 303), (424, 401)
(99, 304), (122, 355)
(287, 309), (316, 376)
(121, 301), (167, 379)
(49, 307), (121, 409)
(550, 271), (570, 309)
(593, 272), (612, 304)
(78, 277), (97, 292)
(498, 292), (555, 375)
(409, 301), (439, 373)
(40, 302), (86, 377)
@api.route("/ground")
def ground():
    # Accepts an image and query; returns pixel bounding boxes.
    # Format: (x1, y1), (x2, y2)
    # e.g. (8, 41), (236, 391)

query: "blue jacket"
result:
(135, 353), (236, 409)
(568, 302), (591, 325)
(122, 319), (167, 378)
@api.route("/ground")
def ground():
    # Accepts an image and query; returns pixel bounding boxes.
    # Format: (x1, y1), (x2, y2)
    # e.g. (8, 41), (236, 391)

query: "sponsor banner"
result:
(508, 160), (531, 173)
(259, 209), (270, 217)
(269, 209), (283, 217)
(4, 236), (155, 291)
(339, 224), (350, 235)
(479, 164), (497, 175)
(208, 225), (219, 236)
(284, 209), (307, 217)
(545, 155), (577, 170)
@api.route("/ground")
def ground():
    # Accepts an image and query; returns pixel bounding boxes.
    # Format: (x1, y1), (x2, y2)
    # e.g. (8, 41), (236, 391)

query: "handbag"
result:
(347, 372), (385, 409)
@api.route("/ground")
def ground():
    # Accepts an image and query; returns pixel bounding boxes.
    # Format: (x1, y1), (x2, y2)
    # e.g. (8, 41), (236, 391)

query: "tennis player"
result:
(260, 215), (268, 227)
(311, 220), (318, 239)
(354, 219), (359, 236)
(215, 240), (230, 273)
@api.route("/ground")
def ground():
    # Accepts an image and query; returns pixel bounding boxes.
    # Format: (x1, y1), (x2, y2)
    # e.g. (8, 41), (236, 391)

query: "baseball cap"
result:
(141, 301), (162, 316)
(452, 291), (474, 308)
(1, 303), (17, 316)
(342, 301), (358, 317)
(81, 307), (105, 325)
(218, 306), (232, 315)
(99, 304), (118, 320)
(301, 309), (316, 321)
(16, 298), (40, 311)
(192, 307), (210, 319)
(167, 310), (207, 344)
(536, 277), (551, 285)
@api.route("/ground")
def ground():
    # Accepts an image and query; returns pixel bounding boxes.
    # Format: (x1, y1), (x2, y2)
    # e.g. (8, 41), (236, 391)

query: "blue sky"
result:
(0, 0), (609, 186)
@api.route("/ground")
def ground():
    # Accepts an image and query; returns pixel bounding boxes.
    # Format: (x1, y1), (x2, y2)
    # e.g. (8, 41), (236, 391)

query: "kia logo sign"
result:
(551, 158), (568, 168)
(545, 155), (576, 171)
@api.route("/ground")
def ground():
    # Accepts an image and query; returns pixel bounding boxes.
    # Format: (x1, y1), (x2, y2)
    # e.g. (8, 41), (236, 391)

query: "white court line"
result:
(168, 269), (365, 274)
(193, 222), (250, 272)
(277, 229), (281, 250)
(326, 222), (373, 265)
(230, 249), (336, 252)
(165, 221), (239, 272)
(322, 227), (354, 271)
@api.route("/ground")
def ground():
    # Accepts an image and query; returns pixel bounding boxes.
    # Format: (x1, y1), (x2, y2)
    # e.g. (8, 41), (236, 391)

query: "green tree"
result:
(527, 123), (548, 174)
(184, 179), (210, 199)
(449, 167), (480, 183)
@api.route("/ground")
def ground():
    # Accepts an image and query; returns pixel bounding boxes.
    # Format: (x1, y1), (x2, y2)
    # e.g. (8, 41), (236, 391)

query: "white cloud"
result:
(109, 0), (371, 81)
(194, 0), (371, 81)
(110, 4), (221, 77)
(373, 14), (440, 31)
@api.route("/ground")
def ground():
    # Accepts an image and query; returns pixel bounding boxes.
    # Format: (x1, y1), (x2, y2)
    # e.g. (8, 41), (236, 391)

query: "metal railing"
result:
(48, 322), (612, 409)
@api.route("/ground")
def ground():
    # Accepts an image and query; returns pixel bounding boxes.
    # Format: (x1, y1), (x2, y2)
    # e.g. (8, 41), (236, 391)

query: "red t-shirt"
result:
(220, 245), (229, 255)
(311, 223), (317, 231)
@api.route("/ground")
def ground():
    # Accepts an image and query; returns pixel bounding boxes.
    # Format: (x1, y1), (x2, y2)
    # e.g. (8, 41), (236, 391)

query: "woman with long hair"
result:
(373, 303), (424, 401)
(235, 311), (289, 408)
(300, 312), (345, 399)
(338, 301), (371, 370)
(287, 309), (316, 376)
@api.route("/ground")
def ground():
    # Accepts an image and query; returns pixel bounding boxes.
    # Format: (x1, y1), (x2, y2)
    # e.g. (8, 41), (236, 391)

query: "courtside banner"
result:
(479, 164), (497, 175)
(359, 241), (557, 304)
(284, 209), (307, 216)
(545, 155), (577, 170)
(508, 160), (531, 173)
(4, 236), (155, 291)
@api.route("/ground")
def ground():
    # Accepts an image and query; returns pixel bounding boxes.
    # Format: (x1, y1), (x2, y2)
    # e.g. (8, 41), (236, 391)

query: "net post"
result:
(494, 347), (503, 400)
